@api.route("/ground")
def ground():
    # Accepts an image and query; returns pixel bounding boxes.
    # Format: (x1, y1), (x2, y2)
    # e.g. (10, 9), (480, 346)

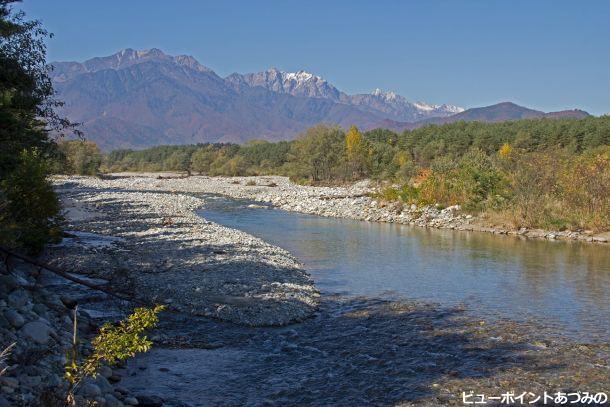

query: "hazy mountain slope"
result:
(374, 102), (590, 132)
(53, 49), (398, 149)
(51, 49), (587, 150)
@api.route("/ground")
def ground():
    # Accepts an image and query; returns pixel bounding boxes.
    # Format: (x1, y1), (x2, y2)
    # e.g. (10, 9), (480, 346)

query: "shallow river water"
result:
(200, 195), (610, 343)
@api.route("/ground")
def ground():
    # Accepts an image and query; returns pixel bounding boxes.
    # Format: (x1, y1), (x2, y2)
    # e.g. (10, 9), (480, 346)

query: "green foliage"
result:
(0, 1), (75, 252)
(375, 186), (400, 202)
(400, 116), (610, 163)
(0, 150), (62, 253)
(54, 140), (102, 175)
(66, 305), (165, 401)
(289, 125), (346, 182)
(239, 140), (291, 174)
(102, 116), (610, 231)
(166, 149), (192, 173)
(498, 147), (610, 231)
(190, 145), (217, 174)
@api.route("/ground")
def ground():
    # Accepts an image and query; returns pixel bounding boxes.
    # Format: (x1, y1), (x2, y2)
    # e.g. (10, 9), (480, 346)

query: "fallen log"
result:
(0, 246), (142, 304)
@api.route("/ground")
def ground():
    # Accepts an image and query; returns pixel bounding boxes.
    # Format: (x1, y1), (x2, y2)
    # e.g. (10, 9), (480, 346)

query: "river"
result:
(200, 194), (610, 343)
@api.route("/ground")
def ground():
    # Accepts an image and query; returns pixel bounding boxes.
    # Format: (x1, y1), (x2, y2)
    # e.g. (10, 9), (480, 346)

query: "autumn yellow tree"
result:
(345, 125), (368, 179)
(498, 142), (513, 158)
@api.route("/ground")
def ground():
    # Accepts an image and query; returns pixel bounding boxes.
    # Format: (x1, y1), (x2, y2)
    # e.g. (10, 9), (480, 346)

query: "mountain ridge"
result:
(50, 49), (589, 150)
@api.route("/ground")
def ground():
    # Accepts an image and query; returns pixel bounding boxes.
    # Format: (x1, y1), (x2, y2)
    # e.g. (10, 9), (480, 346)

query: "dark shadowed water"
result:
(200, 195), (610, 342)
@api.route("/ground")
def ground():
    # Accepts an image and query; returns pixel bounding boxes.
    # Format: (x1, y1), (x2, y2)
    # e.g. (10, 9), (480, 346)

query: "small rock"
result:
(20, 320), (54, 345)
(60, 295), (77, 309)
(18, 375), (40, 387)
(0, 275), (20, 293)
(32, 303), (48, 318)
(98, 365), (113, 378)
(136, 394), (164, 407)
(105, 393), (125, 407)
(7, 289), (29, 309)
(124, 397), (139, 405)
(109, 374), (122, 383)
(80, 383), (102, 398)
(0, 377), (18, 388)
(48, 374), (63, 387)
(114, 386), (129, 395)
(4, 309), (25, 328)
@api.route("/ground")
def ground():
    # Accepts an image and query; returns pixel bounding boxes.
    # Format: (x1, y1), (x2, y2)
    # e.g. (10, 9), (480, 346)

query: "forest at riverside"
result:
(57, 116), (610, 233)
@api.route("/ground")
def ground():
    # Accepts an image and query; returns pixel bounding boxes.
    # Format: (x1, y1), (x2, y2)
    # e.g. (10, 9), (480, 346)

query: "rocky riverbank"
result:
(0, 176), (319, 405)
(88, 173), (608, 244)
(0, 254), (151, 406)
(50, 177), (319, 326)
(0, 258), (71, 406)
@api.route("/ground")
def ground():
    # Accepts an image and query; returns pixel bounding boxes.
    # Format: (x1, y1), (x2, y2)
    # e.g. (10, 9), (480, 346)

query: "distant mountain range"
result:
(376, 102), (589, 132)
(51, 49), (589, 150)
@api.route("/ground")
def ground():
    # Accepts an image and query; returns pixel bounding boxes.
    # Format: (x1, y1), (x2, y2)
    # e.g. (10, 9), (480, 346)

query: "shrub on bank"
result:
(0, 150), (62, 253)
(99, 117), (610, 232)
(54, 140), (103, 175)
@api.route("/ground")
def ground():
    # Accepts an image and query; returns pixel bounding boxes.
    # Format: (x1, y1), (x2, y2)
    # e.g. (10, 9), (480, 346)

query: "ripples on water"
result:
(200, 195), (610, 342)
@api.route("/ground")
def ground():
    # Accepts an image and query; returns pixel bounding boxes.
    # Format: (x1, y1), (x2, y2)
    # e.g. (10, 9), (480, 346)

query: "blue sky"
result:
(18, 0), (610, 115)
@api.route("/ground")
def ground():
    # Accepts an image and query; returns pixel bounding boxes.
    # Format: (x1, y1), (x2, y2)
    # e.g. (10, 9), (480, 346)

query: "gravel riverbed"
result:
(50, 177), (319, 326)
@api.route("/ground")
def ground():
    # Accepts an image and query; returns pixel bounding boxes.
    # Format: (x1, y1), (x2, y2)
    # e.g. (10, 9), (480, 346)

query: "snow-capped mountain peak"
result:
(231, 68), (342, 100)
(344, 88), (464, 121)
(431, 103), (464, 114)
(412, 101), (437, 112)
(232, 67), (464, 121)
(371, 88), (402, 102)
(284, 70), (320, 83)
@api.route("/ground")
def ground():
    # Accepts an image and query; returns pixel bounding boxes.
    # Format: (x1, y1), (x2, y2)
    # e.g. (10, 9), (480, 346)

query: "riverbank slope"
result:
(83, 173), (608, 244)
(50, 177), (319, 326)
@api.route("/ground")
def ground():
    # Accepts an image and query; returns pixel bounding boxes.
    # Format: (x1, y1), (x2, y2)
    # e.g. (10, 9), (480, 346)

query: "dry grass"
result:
(0, 343), (15, 376)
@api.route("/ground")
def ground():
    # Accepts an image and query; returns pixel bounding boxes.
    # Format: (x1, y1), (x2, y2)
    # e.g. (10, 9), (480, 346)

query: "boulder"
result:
(94, 375), (114, 394)
(20, 321), (54, 345)
(0, 275), (20, 294)
(79, 383), (102, 398)
(7, 289), (30, 309)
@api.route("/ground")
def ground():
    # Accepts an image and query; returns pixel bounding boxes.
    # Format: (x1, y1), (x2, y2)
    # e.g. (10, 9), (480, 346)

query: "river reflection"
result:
(199, 195), (610, 342)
